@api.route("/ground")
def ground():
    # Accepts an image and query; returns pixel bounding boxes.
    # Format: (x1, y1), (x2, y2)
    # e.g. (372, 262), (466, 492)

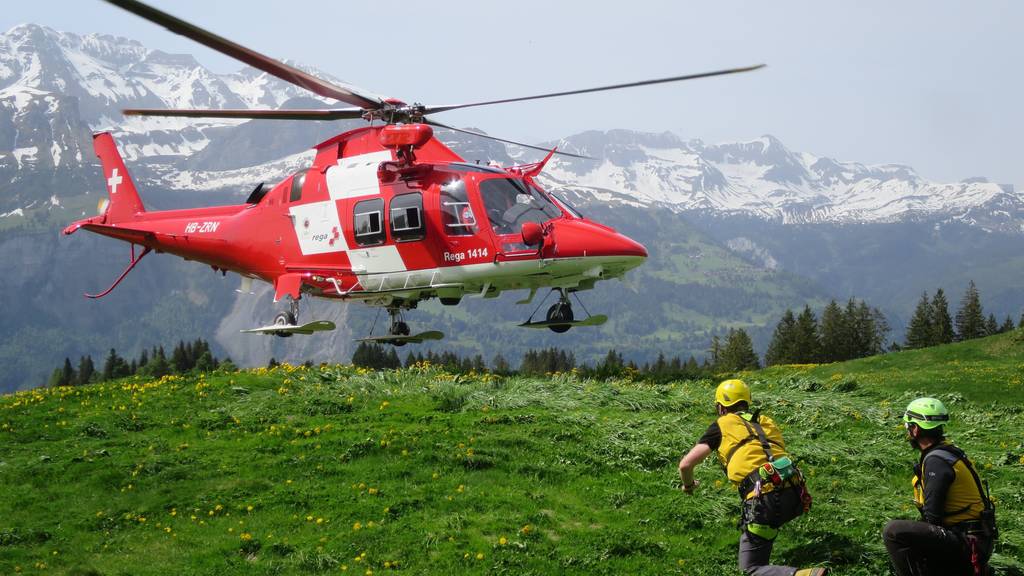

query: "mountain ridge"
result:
(0, 23), (1021, 233)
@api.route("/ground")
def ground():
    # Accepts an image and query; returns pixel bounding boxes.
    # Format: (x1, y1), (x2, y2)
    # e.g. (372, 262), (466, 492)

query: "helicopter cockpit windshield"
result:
(480, 178), (563, 235)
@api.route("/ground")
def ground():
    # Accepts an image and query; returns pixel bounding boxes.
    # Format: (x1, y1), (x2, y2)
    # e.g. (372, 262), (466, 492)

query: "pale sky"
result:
(3, 1), (1021, 187)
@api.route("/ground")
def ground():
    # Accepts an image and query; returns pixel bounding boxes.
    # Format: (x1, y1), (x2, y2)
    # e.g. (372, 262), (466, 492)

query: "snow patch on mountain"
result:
(538, 131), (1024, 231)
(150, 149), (315, 193)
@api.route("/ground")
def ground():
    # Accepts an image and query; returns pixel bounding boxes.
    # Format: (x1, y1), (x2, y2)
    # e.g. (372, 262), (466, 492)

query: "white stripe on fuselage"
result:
(289, 200), (347, 255)
(291, 151), (392, 257)
(325, 150), (391, 200)
(348, 245), (407, 274)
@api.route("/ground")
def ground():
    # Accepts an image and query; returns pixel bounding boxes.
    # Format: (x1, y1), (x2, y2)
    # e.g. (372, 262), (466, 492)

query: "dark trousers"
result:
(738, 529), (797, 576)
(883, 519), (989, 576)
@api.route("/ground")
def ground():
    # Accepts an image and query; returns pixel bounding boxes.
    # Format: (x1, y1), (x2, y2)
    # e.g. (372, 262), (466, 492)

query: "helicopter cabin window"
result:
(390, 193), (425, 242)
(480, 178), (562, 235)
(353, 198), (385, 246)
(440, 178), (476, 236)
(289, 172), (306, 203)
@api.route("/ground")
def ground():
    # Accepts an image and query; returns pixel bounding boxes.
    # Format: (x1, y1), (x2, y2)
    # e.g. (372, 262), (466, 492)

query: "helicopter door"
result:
(478, 177), (562, 261)
(437, 176), (493, 267)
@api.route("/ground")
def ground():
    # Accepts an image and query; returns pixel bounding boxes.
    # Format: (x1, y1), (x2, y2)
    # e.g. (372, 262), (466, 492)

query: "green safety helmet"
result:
(902, 397), (949, 429)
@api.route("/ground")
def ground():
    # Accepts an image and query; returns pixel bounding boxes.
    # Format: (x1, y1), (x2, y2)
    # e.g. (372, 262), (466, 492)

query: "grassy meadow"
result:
(1, 331), (1023, 575)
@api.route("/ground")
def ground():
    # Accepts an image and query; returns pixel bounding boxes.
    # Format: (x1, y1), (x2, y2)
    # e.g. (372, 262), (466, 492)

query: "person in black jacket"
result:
(883, 397), (996, 575)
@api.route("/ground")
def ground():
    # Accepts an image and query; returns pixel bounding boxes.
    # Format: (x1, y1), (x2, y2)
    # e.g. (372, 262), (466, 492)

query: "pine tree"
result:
(708, 335), (722, 368)
(819, 300), (846, 362)
(595, 349), (624, 377)
(930, 289), (954, 344)
(765, 309), (797, 366)
(171, 341), (190, 373)
(146, 347), (170, 378)
(491, 353), (510, 374)
(385, 348), (401, 369)
(59, 358), (76, 387)
(955, 281), (986, 341)
(872, 307), (891, 354)
(195, 350), (215, 373)
(845, 299), (871, 360)
(999, 315), (1015, 334)
(652, 352), (668, 374)
(905, 292), (934, 349)
(720, 328), (760, 371)
(47, 368), (64, 388)
(77, 355), (95, 386)
(793, 305), (821, 363)
(1019, 310), (1024, 329)
(213, 356), (233, 372)
(985, 313), (999, 336)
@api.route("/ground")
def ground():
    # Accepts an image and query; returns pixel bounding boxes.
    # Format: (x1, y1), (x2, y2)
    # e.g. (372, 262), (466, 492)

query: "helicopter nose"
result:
(544, 219), (648, 261)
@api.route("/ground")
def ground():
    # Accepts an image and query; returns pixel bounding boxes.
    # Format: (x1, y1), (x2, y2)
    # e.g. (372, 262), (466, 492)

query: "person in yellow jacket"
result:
(678, 379), (827, 576)
(883, 397), (997, 575)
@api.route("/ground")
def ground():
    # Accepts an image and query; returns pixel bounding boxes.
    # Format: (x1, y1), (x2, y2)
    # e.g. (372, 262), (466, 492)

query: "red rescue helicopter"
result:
(63, 0), (764, 345)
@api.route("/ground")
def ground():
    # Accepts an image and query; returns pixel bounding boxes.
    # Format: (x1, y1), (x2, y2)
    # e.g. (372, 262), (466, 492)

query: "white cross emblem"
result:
(108, 168), (123, 195)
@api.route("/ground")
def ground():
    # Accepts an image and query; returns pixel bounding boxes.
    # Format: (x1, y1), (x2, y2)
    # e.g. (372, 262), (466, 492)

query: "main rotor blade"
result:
(122, 108), (366, 120)
(423, 119), (594, 160)
(104, 0), (386, 110)
(422, 64), (766, 115)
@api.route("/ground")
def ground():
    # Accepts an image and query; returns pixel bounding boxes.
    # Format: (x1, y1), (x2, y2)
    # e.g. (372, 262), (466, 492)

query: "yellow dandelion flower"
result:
(499, 536), (507, 545)
(476, 552), (484, 560)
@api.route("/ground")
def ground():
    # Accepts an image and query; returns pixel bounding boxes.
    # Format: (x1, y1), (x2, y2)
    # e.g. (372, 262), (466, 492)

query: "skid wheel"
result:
(389, 321), (411, 346)
(273, 311), (296, 338)
(546, 302), (573, 333)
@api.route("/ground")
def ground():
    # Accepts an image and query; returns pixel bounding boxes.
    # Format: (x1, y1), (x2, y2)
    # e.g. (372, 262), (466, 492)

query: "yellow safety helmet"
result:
(715, 379), (751, 407)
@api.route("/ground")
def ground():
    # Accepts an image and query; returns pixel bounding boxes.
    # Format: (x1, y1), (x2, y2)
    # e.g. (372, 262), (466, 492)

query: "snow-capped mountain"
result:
(538, 131), (1024, 232)
(0, 23), (342, 165)
(1, 23), (1022, 233)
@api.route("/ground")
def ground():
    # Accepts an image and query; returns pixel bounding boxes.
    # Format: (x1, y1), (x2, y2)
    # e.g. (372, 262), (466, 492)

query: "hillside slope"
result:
(1, 332), (1022, 575)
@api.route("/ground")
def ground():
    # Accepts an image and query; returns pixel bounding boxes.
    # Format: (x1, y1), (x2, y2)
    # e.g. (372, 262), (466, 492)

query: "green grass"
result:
(1, 332), (1023, 575)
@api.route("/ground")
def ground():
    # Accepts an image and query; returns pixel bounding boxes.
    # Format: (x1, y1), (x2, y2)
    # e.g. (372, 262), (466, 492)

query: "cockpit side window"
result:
(390, 192), (425, 242)
(480, 178), (562, 235)
(289, 172), (306, 203)
(440, 178), (477, 236)
(354, 198), (385, 246)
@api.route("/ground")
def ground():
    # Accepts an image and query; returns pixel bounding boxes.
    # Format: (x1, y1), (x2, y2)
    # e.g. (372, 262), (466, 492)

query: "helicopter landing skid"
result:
(356, 331), (444, 345)
(241, 320), (336, 336)
(519, 315), (608, 329)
